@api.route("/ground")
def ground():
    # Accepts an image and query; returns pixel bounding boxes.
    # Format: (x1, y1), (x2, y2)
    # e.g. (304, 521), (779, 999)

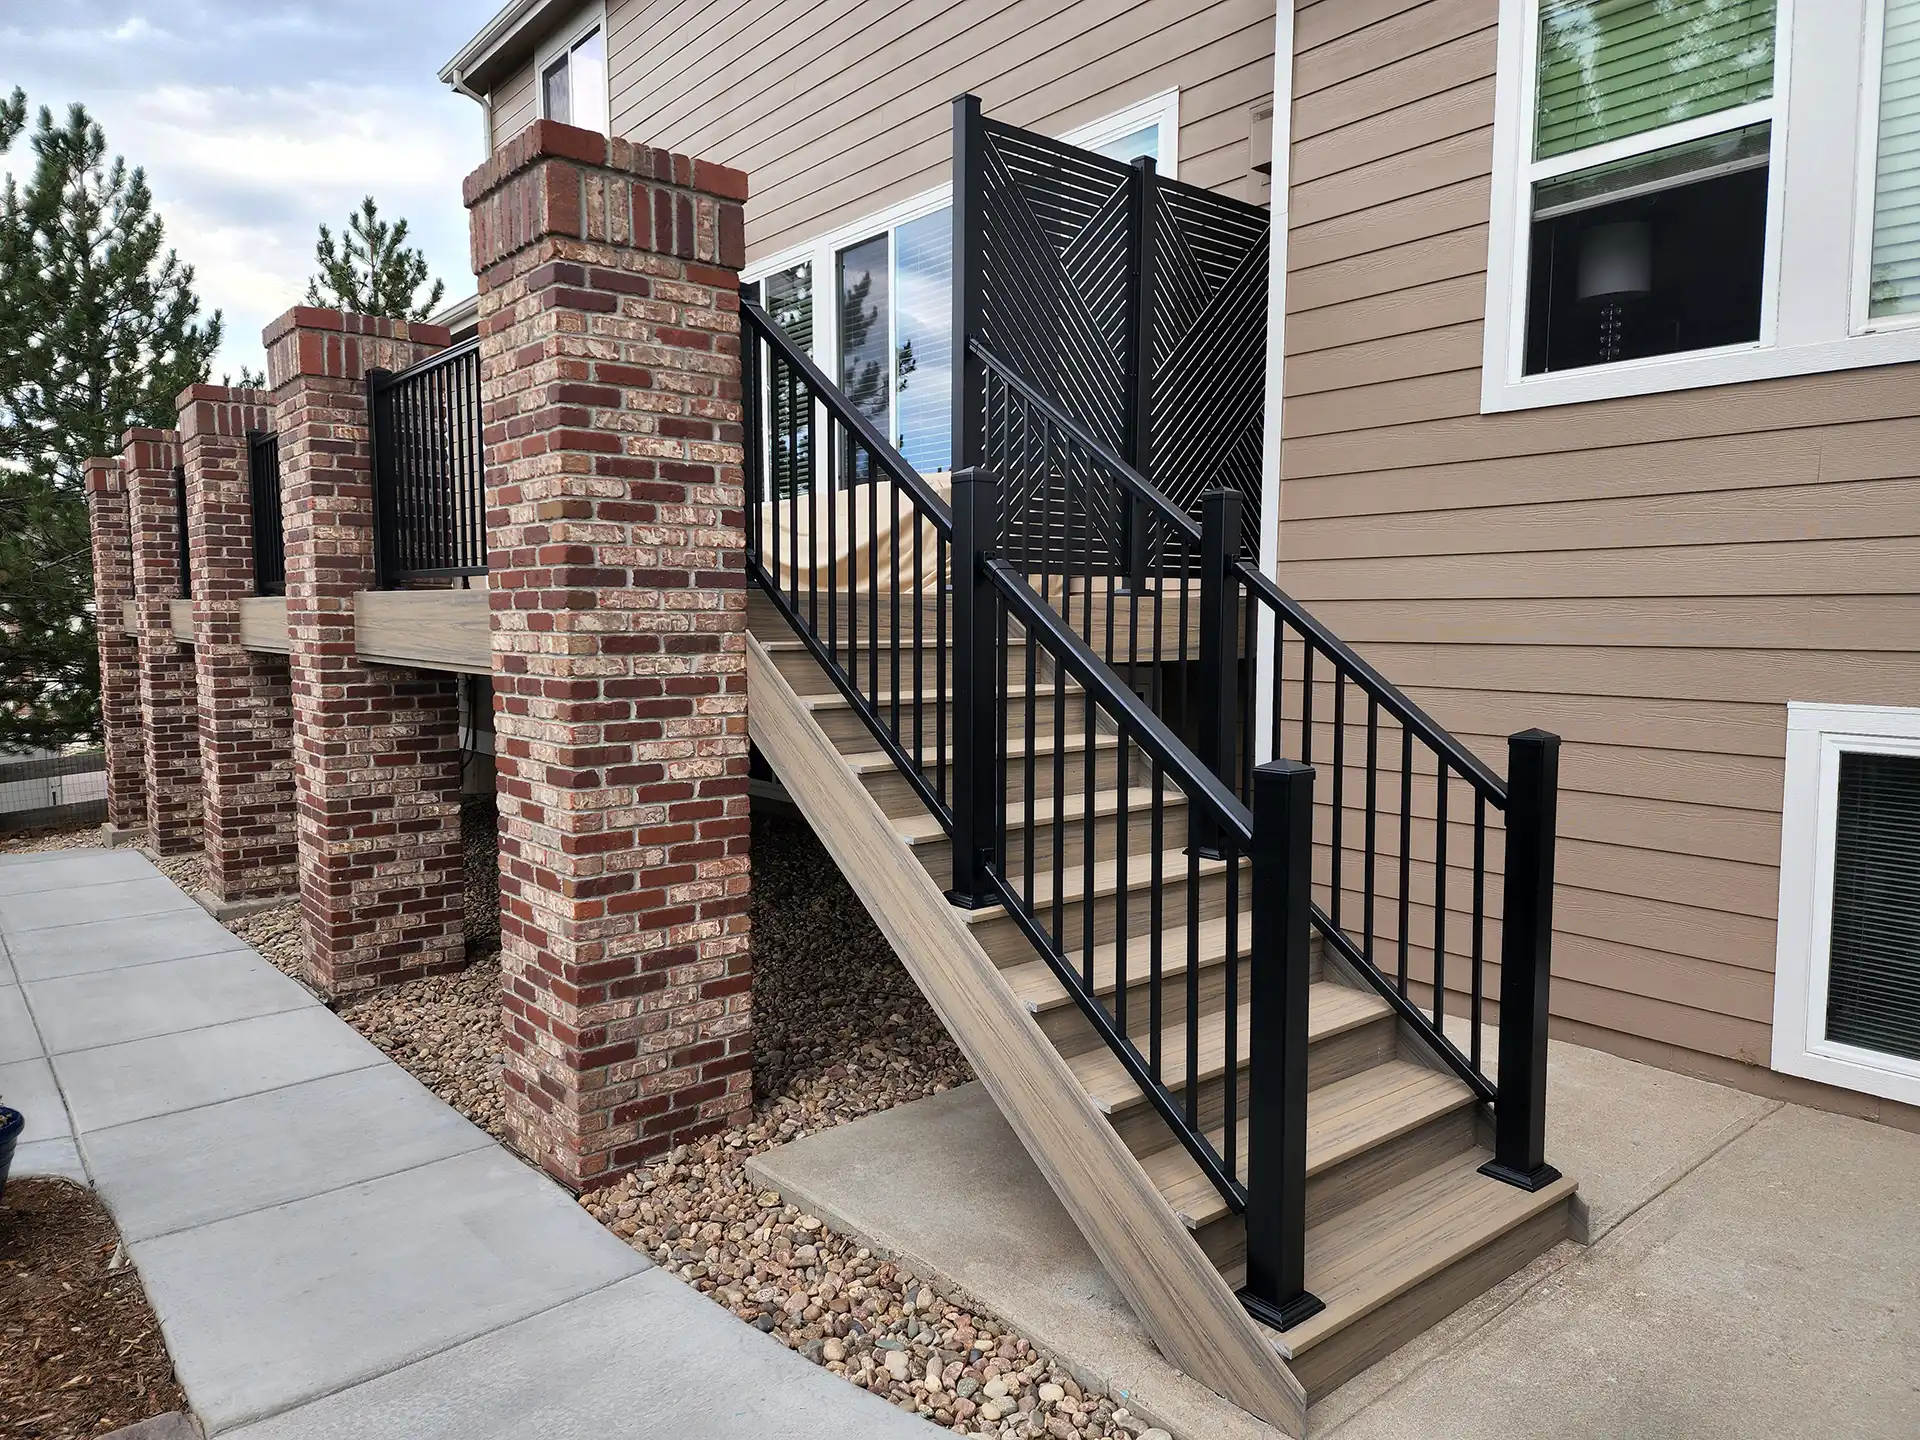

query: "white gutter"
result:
(1253, 0), (1294, 765)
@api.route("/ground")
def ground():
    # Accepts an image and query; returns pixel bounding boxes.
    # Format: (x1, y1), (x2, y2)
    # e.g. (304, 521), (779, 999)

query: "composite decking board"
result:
(237, 596), (290, 654)
(744, 624), (1309, 1435)
(168, 598), (195, 644)
(1066, 983), (1391, 1114)
(891, 785), (1181, 849)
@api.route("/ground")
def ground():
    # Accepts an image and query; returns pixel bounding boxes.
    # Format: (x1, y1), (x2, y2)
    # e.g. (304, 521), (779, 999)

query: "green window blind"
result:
(1535, 0), (1777, 161)
(1869, 0), (1920, 319)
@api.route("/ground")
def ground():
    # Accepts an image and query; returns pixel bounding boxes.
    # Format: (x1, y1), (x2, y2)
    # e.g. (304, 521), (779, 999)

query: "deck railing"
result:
(173, 464), (192, 598)
(248, 431), (285, 596)
(369, 339), (486, 585)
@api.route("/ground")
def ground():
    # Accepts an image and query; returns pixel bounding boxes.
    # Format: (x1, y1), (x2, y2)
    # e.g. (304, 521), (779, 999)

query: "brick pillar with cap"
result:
(265, 306), (466, 995)
(124, 427), (202, 854)
(178, 383), (299, 911)
(465, 119), (752, 1188)
(83, 455), (145, 839)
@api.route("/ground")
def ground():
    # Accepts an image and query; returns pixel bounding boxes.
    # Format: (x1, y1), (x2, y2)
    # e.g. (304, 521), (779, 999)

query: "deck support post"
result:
(124, 428), (202, 855)
(1481, 729), (1565, 1192)
(1240, 758), (1325, 1332)
(176, 384), (299, 909)
(265, 305), (464, 996)
(466, 118), (754, 1190)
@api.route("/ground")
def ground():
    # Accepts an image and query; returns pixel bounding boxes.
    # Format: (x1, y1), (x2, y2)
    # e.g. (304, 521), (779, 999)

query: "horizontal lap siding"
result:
(595, 0), (1276, 259)
(491, 59), (537, 144)
(1280, 0), (1920, 1086)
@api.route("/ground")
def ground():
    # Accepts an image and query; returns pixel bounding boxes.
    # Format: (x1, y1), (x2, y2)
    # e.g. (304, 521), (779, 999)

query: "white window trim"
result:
(1483, 0), (1920, 412)
(741, 92), (1181, 468)
(1773, 701), (1920, 1107)
(535, 1), (609, 134)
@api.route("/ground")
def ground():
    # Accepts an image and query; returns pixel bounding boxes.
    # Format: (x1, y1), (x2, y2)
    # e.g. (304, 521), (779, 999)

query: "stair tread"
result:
(1272, 1149), (1576, 1356)
(1068, 983), (1391, 1114)
(1003, 909), (1243, 1013)
(894, 784), (1182, 847)
(840, 731), (1117, 777)
(805, 681), (1064, 712)
(1145, 1060), (1479, 1229)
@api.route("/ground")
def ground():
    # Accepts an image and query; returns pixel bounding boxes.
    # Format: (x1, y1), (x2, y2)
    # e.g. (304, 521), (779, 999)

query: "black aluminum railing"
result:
(369, 339), (486, 585)
(248, 431), (285, 596)
(173, 464), (191, 598)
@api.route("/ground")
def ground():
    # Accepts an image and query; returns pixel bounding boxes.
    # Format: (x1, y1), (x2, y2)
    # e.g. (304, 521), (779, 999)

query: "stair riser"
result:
(912, 803), (1188, 891)
(1191, 1106), (1481, 1269)
(1031, 938), (1322, 1051)
(1106, 1014), (1401, 1158)
(861, 744), (1130, 821)
(969, 859), (1243, 967)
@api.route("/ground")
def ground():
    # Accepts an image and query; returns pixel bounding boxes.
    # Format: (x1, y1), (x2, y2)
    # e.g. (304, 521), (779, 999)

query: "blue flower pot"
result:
(0, 1106), (23, 1201)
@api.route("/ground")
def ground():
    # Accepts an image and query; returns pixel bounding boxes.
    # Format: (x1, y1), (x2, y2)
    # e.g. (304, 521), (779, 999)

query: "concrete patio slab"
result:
(52, 1007), (385, 1133)
(134, 1146), (649, 1433)
(0, 941), (13, 987)
(84, 1064), (495, 1242)
(0, 981), (39, 1063)
(3, 907), (249, 982)
(0, 848), (158, 896)
(223, 1268), (942, 1440)
(748, 1081), (1284, 1440)
(0, 1055), (67, 1144)
(14, 1134), (87, 1183)
(0, 874), (197, 933)
(27, 949), (318, 1056)
(1316, 1104), (1920, 1440)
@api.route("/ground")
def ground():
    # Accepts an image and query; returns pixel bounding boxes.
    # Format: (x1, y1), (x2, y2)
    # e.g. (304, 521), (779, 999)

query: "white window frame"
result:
(1483, 0), (1920, 412)
(1773, 701), (1920, 1107)
(536, 2), (610, 136)
(741, 92), (1181, 470)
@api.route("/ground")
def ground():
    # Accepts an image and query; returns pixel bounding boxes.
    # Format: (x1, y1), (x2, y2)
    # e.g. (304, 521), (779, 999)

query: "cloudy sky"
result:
(0, 1), (492, 380)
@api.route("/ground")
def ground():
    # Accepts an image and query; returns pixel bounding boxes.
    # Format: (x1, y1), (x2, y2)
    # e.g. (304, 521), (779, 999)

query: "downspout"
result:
(1254, 0), (1295, 764)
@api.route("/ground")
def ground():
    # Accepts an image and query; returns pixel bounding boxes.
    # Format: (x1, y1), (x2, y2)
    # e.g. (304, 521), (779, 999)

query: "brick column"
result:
(124, 428), (202, 854)
(265, 307), (465, 995)
(178, 384), (299, 912)
(466, 120), (752, 1188)
(83, 456), (145, 840)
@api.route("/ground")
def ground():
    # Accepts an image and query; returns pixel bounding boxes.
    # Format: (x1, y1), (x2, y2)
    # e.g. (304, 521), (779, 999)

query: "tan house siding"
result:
(508, 0), (1275, 260)
(491, 56), (539, 145)
(1279, 0), (1920, 1120)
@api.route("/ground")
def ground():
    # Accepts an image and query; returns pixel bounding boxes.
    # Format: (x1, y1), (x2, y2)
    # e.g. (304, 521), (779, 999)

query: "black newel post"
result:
(950, 465), (1000, 909)
(1239, 758), (1325, 1331)
(1480, 728), (1564, 1191)
(1193, 487), (1242, 858)
(951, 94), (985, 476)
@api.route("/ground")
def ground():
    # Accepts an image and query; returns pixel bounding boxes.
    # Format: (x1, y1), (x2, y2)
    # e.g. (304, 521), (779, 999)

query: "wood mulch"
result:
(0, 1177), (184, 1438)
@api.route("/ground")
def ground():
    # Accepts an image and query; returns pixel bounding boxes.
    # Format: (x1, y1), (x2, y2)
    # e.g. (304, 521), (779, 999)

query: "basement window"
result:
(1774, 703), (1920, 1106)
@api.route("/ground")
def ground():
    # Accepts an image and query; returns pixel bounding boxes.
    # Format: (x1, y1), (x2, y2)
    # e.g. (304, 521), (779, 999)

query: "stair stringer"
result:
(747, 632), (1309, 1438)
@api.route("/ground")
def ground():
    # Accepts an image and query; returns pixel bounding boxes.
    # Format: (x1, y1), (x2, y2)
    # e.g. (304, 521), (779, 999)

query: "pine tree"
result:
(0, 94), (223, 750)
(304, 197), (445, 321)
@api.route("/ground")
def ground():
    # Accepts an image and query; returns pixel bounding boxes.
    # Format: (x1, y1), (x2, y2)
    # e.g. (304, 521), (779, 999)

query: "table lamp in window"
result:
(1576, 221), (1652, 365)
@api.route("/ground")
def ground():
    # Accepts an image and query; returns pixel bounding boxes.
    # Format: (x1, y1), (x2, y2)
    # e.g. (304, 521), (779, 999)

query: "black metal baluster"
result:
(1365, 697), (1378, 968)
(1472, 792), (1487, 1076)
(1331, 672), (1346, 932)
(1149, 758), (1164, 1076)
(1434, 756), (1449, 1034)
(1081, 683), (1096, 992)
(1398, 724), (1413, 998)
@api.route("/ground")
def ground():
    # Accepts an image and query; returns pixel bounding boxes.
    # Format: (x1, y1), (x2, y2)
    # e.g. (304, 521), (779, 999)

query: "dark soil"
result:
(0, 1178), (184, 1438)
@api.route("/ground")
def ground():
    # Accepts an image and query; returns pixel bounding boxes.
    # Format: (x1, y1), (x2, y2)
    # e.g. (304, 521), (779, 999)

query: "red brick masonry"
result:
(266, 306), (466, 995)
(178, 384), (299, 905)
(83, 456), (145, 833)
(468, 119), (752, 1188)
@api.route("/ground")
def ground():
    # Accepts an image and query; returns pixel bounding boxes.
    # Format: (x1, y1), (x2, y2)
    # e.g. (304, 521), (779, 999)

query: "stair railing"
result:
(740, 299), (957, 831)
(968, 336), (1564, 1196)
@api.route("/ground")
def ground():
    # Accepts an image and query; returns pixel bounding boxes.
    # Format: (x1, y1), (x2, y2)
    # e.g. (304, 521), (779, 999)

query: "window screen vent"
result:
(1826, 750), (1920, 1062)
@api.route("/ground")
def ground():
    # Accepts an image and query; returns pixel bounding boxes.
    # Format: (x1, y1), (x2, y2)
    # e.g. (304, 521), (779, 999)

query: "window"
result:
(538, 7), (608, 135)
(1484, 0), (1920, 410)
(742, 264), (813, 499)
(1774, 703), (1920, 1107)
(741, 93), (1177, 482)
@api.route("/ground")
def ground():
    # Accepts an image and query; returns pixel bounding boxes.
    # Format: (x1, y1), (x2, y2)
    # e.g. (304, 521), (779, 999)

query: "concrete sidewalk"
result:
(0, 847), (934, 1439)
(752, 1041), (1920, 1439)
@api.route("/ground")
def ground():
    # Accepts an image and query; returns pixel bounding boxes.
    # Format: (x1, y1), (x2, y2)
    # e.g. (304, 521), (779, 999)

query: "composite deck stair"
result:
(745, 588), (1575, 1435)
